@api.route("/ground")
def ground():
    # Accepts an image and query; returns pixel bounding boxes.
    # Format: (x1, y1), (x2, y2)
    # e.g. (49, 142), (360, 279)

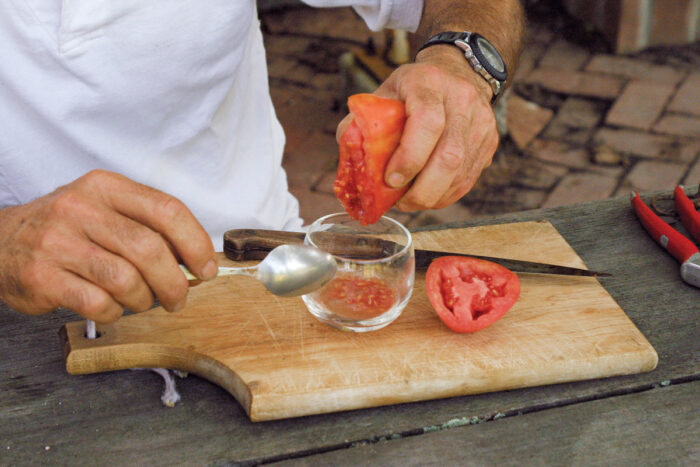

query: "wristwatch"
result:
(417, 31), (507, 104)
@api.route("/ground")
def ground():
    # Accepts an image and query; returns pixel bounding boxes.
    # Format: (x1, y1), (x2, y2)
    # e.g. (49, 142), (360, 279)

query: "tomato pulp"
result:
(334, 94), (407, 225)
(318, 273), (397, 320)
(426, 256), (521, 333)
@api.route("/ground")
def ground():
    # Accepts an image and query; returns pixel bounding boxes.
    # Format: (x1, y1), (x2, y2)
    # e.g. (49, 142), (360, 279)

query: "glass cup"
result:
(302, 213), (415, 332)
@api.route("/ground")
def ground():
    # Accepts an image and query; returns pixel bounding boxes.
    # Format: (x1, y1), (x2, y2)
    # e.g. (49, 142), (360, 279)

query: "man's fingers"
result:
(43, 270), (125, 324)
(396, 101), (473, 210)
(79, 170), (217, 281)
(47, 186), (189, 312)
(58, 235), (156, 313)
(402, 85), (499, 211)
(336, 113), (353, 142)
(433, 124), (500, 208)
(80, 207), (190, 313)
(384, 91), (445, 189)
(0, 171), (215, 321)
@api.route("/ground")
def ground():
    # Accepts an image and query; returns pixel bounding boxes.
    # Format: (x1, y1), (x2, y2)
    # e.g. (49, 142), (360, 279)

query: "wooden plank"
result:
(60, 221), (656, 421)
(617, 0), (651, 54)
(1, 194), (698, 465)
(650, 0), (696, 45)
(274, 381), (700, 466)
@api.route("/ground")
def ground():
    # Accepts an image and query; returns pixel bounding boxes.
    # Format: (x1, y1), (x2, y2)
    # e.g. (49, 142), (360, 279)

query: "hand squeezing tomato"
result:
(426, 256), (521, 333)
(334, 94), (407, 225)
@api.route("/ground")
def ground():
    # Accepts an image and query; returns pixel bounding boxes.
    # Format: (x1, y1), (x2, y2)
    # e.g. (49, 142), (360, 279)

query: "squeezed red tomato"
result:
(334, 94), (407, 225)
(318, 273), (396, 320)
(426, 257), (521, 333)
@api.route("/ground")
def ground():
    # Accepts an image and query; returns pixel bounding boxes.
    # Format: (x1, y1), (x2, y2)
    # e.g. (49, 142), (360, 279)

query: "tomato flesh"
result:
(334, 94), (407, 225)
(318, 273), (396, 320)
(426, 256), (521, 333)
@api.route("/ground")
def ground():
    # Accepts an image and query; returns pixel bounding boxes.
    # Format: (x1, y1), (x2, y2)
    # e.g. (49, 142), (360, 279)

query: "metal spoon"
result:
(180, 243), (337, 297)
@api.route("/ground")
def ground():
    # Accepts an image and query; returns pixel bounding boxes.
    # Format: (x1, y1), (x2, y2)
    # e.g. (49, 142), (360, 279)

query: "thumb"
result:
(335, 113), (353, 143)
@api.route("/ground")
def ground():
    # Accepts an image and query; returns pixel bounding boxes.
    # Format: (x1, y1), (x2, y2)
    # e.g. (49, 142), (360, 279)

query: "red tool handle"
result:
(631, 192), (699, 263)
(674, 185), (700, 244)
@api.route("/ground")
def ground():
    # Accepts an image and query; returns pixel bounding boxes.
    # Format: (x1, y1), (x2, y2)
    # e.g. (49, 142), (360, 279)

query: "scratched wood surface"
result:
(60, 220), (657, 421)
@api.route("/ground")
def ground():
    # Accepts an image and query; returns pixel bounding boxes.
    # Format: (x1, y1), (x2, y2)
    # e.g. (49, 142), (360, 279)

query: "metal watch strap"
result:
(418, 31), (503, 104)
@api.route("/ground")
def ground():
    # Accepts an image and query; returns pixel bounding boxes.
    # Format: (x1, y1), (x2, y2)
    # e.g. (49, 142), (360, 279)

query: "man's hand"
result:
(337, 0), (523, 212)
(385, 45), (498, 211)
(0, 170), (217, 323)
(337, 47), (498, 211)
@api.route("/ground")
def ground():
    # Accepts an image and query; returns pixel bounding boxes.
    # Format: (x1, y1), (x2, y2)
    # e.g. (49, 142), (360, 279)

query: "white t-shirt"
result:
(0, 0), (421, 248)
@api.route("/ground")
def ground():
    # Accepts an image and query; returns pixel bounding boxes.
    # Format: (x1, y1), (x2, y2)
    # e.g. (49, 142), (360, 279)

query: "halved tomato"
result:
(334, 94), (407, 225)
(426, 256), (521, 333)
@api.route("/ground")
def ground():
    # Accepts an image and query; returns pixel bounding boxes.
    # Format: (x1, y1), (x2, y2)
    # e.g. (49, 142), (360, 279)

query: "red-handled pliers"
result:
(631, 186), (700, 288)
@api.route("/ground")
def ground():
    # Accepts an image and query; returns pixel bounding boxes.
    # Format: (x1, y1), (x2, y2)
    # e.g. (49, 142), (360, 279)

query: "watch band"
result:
(418, 31), (507, 104)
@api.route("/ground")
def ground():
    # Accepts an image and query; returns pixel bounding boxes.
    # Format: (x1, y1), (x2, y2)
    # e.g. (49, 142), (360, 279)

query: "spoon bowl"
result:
(181, 244), (337, 297)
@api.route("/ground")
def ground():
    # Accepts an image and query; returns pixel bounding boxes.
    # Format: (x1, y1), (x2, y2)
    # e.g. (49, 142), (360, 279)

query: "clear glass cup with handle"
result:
(301, 212), (415, 332)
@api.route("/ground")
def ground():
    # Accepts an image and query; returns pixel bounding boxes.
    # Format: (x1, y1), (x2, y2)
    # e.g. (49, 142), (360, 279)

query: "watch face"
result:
(475, 36), (505, 74)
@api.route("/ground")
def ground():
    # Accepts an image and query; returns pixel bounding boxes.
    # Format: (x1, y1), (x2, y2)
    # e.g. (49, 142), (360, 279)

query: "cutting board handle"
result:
(59, 321), (254, 415)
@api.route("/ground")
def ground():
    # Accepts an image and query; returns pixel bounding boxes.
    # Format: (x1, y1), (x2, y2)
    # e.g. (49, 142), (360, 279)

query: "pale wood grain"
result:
(61, 221), (657, 421)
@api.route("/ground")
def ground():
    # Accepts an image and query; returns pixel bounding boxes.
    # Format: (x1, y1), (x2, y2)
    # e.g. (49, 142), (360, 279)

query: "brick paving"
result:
(260, 3), (700, 228)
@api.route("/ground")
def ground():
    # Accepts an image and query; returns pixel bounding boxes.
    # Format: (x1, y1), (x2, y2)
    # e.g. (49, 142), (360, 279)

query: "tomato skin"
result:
(334, 94), (407, 225)
(426, 256), (521, 333)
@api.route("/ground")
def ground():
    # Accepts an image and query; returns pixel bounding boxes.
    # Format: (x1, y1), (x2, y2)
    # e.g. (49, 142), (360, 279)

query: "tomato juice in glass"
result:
(302, 213), (414, 332)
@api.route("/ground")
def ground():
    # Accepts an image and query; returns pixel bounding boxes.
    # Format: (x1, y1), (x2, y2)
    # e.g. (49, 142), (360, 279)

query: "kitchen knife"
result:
(223, 229), (610, 277)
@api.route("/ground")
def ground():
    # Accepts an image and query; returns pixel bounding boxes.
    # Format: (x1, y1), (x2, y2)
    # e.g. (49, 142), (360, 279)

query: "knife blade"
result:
(223, 229), (610, 277)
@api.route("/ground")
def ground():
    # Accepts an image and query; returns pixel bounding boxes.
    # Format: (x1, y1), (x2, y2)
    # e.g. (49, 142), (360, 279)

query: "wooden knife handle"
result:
(224, 228), (399, 261)
(224, 229), (305, 260)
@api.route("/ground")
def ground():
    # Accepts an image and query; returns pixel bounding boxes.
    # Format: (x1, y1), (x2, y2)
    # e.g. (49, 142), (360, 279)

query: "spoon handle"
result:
(179, 264), (257, 281)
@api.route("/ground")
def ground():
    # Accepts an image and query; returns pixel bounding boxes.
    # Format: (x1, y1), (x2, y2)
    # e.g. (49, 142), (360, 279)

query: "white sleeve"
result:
(300, 0), (423, 32)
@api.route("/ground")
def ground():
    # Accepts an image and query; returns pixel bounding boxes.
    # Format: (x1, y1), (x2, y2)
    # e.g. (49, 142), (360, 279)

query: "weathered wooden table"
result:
(1, 193), (698, 466)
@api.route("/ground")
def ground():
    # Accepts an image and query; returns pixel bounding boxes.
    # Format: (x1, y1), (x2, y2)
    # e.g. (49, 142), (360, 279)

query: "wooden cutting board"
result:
(60, 221), (657, 421)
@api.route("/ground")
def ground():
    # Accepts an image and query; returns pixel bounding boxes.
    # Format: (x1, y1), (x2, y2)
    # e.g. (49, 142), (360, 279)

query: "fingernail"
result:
(171, 298), (187, 314)
(202, 259), (218, 280)
(388, 173), (404, 188)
